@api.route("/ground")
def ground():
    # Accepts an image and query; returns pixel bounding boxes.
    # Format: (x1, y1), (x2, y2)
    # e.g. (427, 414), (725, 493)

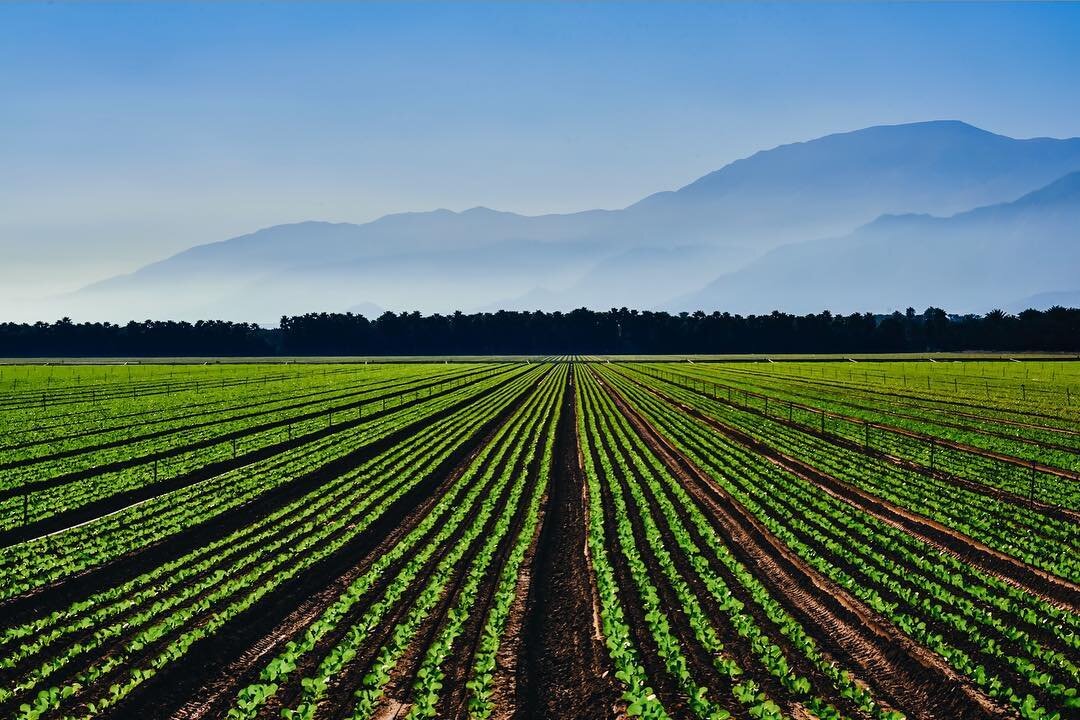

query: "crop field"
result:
(0, 359), (1076, 720)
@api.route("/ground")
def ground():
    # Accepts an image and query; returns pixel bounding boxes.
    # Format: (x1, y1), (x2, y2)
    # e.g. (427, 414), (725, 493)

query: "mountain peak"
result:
(462, 205), (513, 217)
(675, 120), (1011, 194)
(67, 120), (1080, 322)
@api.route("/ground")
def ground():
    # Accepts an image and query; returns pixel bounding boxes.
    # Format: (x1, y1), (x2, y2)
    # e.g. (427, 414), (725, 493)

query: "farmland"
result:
(0, 359), (1076, 720)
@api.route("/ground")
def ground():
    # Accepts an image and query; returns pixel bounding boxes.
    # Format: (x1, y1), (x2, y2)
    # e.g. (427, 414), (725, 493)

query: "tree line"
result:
(0, 306), (1077, 357)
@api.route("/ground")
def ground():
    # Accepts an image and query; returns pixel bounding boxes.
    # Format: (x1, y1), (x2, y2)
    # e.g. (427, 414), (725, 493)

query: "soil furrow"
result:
(515, 370), (619, 720)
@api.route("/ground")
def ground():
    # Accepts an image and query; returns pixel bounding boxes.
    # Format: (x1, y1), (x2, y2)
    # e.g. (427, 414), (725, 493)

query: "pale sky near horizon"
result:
(2, 1), (1079, 317)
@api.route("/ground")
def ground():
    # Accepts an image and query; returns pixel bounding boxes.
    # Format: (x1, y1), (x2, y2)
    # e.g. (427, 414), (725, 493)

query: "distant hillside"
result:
(65, 120), (1080, 321)
(674, 171), (1080, 315)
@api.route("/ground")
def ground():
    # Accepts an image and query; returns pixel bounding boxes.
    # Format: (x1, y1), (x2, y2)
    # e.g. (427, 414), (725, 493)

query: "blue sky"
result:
(2, 1), (1079, 311)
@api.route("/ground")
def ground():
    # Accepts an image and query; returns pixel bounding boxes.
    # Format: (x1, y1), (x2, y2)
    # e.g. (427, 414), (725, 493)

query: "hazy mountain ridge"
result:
(673, 170), (1080, 315)
(67, 120), (1080, 321)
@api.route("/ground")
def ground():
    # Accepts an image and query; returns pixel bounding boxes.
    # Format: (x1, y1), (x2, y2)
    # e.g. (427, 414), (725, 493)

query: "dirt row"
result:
(2, 367), (626, 720)
(515, 370), (619, 719)
(109, 367), (617, 720)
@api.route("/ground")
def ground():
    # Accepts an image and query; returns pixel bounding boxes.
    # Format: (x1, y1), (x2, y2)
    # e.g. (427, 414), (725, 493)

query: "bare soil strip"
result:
(516, 370), (619, 720)
(596, 371), (1013, 720)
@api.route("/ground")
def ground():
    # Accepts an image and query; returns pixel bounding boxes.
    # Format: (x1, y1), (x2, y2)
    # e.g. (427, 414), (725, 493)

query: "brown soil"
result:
(515, 370), (621, 720)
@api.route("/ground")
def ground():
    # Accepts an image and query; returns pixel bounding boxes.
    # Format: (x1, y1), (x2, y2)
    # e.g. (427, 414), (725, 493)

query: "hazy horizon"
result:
(3, 1), (1080, 323)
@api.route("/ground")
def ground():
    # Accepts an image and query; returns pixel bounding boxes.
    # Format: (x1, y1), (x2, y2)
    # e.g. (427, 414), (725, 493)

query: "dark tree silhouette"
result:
(2, 306), (1076, 357)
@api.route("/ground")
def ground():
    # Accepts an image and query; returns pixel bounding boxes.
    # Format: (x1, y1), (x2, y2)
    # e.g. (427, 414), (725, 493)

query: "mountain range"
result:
(68, 120), (1080, 323)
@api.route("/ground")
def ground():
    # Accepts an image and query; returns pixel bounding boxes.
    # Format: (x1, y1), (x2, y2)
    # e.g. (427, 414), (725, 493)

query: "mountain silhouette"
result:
(68, 121), (1080, 321)
(674, 171), (1080, 315)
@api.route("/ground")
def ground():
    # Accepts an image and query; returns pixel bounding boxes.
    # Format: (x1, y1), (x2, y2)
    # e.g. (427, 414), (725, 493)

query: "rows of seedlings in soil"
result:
(620, 365), (1079, 581)
(2, 360), (1076, 720)
(1, 366), (550, 719)
(0, 364), (501, 531)
(598, 364), (1077, 720)
(0, 365), (531, 599)
(653, 362), (1080, 476)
